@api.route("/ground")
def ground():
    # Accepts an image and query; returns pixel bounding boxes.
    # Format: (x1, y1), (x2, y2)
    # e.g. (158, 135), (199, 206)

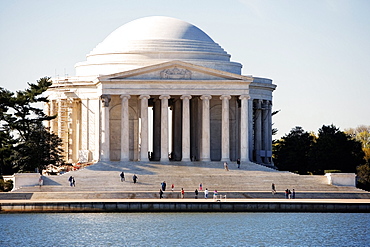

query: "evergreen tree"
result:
(273, 126), (315, 174)
(309, 124), (365, 174)
(0, 77), (64, 174)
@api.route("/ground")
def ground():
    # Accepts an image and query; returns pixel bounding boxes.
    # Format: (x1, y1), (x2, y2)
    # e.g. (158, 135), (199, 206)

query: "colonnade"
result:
(45, 95), (273, 166)
(252, 99), (273, 164)
(99, 94), (252, 163)
(46, 98), (82, 163)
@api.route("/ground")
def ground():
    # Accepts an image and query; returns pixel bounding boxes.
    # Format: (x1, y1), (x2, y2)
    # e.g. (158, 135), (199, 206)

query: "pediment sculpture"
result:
(160, 67), (192, 79)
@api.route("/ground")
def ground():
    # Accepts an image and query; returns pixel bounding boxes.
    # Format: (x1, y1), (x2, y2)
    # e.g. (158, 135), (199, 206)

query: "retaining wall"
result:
(1, 201), (369, 213)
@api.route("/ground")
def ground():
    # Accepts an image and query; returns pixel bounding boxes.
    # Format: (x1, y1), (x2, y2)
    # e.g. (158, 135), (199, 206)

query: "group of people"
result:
(285, 188), (295, 199)
(119, 172), (138, 183)
(272, 183), (296, 199)
(158, 182), (215, 200)
(223, 159), (241, 171)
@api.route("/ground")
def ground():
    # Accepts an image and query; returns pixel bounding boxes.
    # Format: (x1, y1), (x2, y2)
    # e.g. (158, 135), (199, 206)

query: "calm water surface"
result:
(1, 213), (369, 247)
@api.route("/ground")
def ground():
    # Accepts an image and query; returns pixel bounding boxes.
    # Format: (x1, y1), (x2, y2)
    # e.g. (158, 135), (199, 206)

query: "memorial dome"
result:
(75, 16), (242, 76)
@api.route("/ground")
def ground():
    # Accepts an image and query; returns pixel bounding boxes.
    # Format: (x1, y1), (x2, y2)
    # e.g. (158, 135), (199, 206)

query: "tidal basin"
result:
(1, 213), (369, 246)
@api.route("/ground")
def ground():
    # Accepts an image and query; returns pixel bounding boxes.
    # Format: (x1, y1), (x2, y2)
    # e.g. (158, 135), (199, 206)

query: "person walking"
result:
(204, 188), (209, 199)
(171, 183), (174, 192)
(272, 183), (276, 195)
(292, 189), (296, 199)
(133, 174), (138, 184)
(68, 176), (73, 187)
(195, 189), (199, 199)
(199, 183), (203, 191)
(159, 189), (164, 199)
(181, 188), (185, 199)
(120, 172), (125, 182)
(38, 176), (43, 188)
(213, 190), (218, 200)
(285, 189), (289, 199)
(237, 158), (241, 169)
(161, 181), (167, 191)
(224, 162), (229, 171)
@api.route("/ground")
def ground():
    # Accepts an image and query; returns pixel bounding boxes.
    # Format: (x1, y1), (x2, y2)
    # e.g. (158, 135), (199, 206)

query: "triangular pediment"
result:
(98, 61), (252, 81)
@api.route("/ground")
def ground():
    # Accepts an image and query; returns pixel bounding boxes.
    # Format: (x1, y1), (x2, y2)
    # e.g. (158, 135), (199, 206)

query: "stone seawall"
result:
(1, 201), (369, 213)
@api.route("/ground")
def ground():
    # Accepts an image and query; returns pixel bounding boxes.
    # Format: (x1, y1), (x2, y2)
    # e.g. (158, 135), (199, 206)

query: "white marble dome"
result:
(75, 16), (242, 76)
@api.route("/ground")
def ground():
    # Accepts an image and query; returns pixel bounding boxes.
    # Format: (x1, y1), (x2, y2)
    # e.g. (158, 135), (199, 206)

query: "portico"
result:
(45, 16), (276, 166)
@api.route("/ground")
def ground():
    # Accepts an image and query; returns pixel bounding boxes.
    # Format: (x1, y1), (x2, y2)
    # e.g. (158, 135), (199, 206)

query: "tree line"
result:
(273, 125), (370, 190)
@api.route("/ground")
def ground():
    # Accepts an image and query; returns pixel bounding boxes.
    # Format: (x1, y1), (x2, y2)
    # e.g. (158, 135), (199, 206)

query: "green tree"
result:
(12, 123), (64, 173)
(309, 124), (365, 174)
(273, 126), (315, 174)
(0, 77), (64, 174)
(345, 125), (370, 191)
(345, 125), (370, 163)
(0, 130), (16, 175)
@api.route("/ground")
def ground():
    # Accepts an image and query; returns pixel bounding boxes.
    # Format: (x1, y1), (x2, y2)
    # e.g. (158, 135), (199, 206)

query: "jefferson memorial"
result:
(44, 16), (276, 165)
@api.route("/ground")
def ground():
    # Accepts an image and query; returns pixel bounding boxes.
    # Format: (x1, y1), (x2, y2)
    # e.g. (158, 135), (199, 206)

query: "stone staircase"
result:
(6, 161), (370, 200)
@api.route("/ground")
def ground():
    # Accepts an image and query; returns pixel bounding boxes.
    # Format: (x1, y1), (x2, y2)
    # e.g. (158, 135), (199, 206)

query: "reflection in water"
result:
(1, 213), (369, 246)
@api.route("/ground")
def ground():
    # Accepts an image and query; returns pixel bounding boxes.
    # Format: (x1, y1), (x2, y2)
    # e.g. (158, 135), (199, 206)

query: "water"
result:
(0, 213), (369, 247)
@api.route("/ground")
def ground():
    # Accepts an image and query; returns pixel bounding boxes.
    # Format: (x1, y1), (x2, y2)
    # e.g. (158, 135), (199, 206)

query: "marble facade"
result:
(44, 16), (276, 166)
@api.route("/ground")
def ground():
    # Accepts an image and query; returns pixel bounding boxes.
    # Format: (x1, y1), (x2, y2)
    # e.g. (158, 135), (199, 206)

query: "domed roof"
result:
(76, 16), (242, 76)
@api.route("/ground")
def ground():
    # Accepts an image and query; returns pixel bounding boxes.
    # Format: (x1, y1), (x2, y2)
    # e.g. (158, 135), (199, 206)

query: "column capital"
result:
(180, 94), (192, 100)
(100, 94), (111, 107)
(239, 94), (250, 101)
(139, 94), (150, 100)
(159, 95), (171, 100)
(200, 95), (212, 101)
(220, 95), (231, 100)
(120, 94), (131, 100)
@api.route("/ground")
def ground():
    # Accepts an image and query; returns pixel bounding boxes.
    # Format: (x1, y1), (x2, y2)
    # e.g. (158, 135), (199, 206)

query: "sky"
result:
(1, 0), (369, 139)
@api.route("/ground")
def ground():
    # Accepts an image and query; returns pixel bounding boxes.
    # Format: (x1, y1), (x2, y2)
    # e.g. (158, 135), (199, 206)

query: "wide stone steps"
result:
(8, 161), (368, 200)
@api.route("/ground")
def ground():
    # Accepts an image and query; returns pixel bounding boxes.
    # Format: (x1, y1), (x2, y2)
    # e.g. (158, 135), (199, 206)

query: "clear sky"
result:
(1, 0), (369, 139)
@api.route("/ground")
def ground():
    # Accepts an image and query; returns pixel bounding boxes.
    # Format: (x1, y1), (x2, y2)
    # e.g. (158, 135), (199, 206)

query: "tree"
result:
(345, 125), (370, 163)
(272, 110), (280, 137)
(345, 125), (370, 191)
(0, 77), (64, 175)
(0, 130), (16, 175)
(12, 123), (64, 173)
(309, 124), (365, 174)
(273, 126), (315, 174)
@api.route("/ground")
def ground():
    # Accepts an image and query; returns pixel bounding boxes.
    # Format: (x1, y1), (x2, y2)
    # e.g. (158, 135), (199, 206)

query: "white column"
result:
(57, 100), (62, 138)
(181, 95), (192, 161)
(262, 100), (269, 163)
(240, 95), (250, 162)
(200, 95), (212, 161)
(139, 95), (150, 162)
(50, 100), (56, 133)
(267, 101), (272, 164)
(159, 95), (170, 162)
(255, 100), (262, 163)
(248, 98), (254, 161)
(44, 102), (50, 129)
(100, 94), (111, 161)
(220, 95), (231, 161)
(120, 94), (131, 161)
(71, 100), (81, 163)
